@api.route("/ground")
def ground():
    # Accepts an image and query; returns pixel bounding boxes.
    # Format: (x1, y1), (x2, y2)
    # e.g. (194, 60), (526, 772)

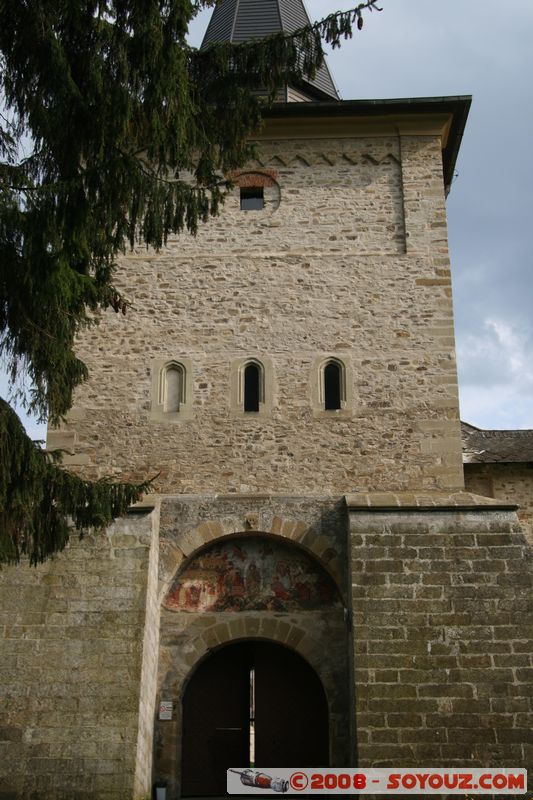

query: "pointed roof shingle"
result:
(201, 0), (339, 101)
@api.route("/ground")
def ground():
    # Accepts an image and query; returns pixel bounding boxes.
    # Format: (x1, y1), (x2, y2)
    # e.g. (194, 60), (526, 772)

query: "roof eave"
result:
(289, 78), (340, 103)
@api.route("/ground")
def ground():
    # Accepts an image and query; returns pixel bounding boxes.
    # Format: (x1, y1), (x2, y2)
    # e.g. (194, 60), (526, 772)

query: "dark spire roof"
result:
(201, 0), (339, 102)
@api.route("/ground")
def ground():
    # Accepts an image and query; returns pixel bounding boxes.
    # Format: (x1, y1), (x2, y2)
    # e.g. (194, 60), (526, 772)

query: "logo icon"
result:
(229, 769), (289, 793)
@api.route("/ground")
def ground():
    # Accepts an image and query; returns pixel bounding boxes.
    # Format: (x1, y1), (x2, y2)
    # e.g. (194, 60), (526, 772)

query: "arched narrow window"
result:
(244, 362), (261, 412)
(160, 363), (185, 412)
(230, 357), (272, 417)
(323, 360), (344, 411)
(151, 357), (193, 422)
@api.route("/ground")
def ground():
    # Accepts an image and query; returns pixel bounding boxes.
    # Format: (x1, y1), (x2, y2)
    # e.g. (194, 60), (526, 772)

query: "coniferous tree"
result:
(0, 0), (382, 563)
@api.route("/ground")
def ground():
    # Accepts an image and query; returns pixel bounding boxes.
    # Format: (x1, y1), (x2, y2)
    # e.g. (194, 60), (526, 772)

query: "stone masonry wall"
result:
(0, 510), (158, 800)
(464, 462), (533, 546)
(349, 506), (533, 786)
(49, 132), (464, 494)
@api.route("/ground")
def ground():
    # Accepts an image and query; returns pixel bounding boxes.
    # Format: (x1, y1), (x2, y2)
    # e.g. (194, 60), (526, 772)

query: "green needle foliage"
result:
(0, 396), (153, 563)
(0, 0), (381, 563)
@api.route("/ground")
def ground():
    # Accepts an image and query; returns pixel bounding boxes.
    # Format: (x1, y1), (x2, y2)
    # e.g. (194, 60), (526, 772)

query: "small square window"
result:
(240, 187), (264, 211)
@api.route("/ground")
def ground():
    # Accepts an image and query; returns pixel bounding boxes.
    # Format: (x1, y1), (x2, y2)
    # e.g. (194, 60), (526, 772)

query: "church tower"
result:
(1, 3), (532, 799)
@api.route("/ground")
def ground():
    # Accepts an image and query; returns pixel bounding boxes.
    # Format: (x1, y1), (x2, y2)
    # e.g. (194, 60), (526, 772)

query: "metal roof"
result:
(201, 0), (339, 101)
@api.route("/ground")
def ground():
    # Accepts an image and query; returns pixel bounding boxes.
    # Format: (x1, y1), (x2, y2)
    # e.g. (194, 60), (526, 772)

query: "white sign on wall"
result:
(159, 700), (173, 721)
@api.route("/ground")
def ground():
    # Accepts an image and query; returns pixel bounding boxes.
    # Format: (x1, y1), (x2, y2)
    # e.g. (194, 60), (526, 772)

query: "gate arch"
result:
(154, 533), (350, 795)
(181, 639), (329, 796)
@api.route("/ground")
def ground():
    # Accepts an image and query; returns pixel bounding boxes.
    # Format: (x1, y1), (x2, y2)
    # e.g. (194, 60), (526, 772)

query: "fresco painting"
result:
(164, 538), (340, 612)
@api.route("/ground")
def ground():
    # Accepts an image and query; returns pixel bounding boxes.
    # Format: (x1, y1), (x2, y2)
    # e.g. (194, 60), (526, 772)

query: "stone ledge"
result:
(127, 505), (157, 514)
(344, 491), (518, 512)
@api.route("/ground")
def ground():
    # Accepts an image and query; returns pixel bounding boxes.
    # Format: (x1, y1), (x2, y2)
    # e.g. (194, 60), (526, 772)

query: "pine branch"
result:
(197, 1), (383, 56)
(0, 0), (383, 560)
(292, 1), (383, 43)
(0, 397), (152, 565)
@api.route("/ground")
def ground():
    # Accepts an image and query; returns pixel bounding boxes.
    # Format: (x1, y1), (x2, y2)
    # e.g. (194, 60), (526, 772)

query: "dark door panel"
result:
(181, 644), (249, 796)
(254, 642), (329, 768)
(181, 641), (329, 796)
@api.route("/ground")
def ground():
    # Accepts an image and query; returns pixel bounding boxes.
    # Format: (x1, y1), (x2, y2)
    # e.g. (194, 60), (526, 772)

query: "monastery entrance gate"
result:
(181, 640), (329, 796)
(154, 516), (351, 798)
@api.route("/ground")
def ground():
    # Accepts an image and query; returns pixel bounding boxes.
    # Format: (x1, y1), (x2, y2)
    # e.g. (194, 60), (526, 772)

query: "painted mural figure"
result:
(245, 561), (261, 599)
(164, 538), (340, 613)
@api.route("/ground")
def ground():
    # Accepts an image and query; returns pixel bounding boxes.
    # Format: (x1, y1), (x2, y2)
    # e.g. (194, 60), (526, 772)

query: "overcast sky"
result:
(5, 0), (532, 439)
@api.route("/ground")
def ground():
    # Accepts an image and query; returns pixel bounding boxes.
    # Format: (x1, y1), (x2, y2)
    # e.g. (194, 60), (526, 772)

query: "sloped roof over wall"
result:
(462, 421), (533, 464)
(201, 0), (339, 101)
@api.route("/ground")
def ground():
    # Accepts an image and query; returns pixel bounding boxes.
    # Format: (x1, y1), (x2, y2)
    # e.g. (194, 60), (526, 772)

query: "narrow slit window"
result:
(240, 187), (264, 211)
(324, 361), (342, 410)
(244, 363), (260, 412)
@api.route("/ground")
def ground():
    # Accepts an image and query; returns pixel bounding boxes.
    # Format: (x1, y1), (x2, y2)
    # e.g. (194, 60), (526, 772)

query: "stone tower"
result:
(0, 3), (532, 799)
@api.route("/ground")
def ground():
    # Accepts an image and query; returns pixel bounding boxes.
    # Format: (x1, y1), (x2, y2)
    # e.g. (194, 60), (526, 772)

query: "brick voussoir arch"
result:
(175, 624), (335, 708)
(158, 619), (339, 708)
(183, 516), (338, 569)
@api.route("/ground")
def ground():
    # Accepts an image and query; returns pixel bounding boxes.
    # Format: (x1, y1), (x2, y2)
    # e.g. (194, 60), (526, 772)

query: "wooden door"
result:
(254, 641), (329, 768)
(181, 641), (329, 796)
(181, 644), (249, 796)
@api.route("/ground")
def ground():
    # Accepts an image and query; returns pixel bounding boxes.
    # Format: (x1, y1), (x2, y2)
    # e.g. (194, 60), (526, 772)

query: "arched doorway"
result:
(155, 533), (349, 795)
(181, 640), (329, 796)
